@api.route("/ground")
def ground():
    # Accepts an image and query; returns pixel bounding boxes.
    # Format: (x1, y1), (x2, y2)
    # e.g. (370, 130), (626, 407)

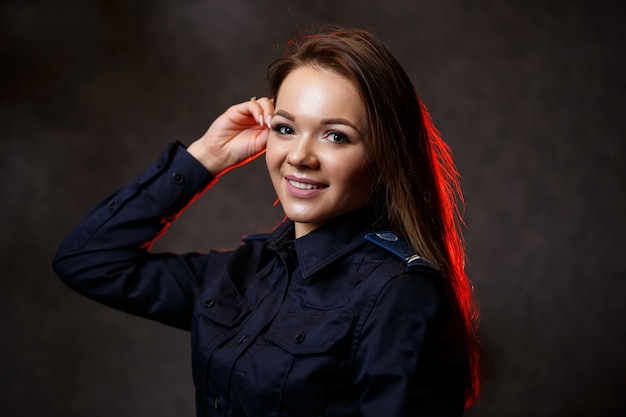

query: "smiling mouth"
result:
(288, 179), (325, 190)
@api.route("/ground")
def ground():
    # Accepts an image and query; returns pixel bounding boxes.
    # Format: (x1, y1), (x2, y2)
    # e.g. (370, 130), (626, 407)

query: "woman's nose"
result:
(287, 137), (319, 168)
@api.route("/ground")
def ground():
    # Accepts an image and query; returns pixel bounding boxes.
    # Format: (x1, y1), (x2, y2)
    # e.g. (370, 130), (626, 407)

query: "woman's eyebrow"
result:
(273, 110), (295, 120)
(321, 118), (363, 135)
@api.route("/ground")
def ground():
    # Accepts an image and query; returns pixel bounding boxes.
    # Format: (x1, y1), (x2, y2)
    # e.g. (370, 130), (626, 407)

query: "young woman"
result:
(54, 26), (480, 416)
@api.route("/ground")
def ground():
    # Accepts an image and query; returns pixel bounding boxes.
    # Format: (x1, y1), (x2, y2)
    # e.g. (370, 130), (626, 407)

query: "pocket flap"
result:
(196, 285), (250, 327)
(266, 312), (353, 354)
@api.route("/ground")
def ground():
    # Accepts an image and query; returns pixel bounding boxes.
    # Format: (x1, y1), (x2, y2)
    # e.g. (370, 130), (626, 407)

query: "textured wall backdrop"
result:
(1, 1), (624, 416)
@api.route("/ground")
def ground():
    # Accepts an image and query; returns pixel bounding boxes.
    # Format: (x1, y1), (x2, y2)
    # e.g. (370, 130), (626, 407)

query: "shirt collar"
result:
(267, 207), (378, 279)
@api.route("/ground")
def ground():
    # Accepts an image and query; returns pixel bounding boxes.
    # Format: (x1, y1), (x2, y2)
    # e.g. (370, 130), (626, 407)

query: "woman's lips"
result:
(288, 179), (322, 190)
(284, 176), (327, 198)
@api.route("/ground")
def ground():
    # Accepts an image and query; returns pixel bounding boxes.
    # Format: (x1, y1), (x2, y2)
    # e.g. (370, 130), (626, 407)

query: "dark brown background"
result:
(2, 1), (625, 416)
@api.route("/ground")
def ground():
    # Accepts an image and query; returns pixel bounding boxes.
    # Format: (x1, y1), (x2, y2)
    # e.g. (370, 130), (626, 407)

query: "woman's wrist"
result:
(186, 140), (227, 176)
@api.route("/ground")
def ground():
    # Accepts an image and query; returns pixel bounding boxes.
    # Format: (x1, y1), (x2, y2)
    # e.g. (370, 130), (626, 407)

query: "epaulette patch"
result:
(364, 232), (434, 269)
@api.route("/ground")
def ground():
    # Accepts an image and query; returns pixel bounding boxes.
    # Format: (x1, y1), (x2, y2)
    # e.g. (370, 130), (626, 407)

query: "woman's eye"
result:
(325, 131), (350, 144)
(273, 125), (295, 135)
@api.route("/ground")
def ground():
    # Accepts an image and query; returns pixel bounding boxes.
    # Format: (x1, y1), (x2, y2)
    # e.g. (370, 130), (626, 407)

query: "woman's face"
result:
(266, 66), (373, 238)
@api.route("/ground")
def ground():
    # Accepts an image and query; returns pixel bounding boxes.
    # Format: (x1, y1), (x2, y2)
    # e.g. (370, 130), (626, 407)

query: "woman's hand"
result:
(187, 97), (274, 176)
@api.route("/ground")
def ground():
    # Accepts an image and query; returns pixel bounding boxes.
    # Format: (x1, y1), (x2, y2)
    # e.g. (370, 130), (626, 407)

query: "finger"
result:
(225, 99), (265, 129)
(246, 96), (274, 128)
(254, 97), (275, 126)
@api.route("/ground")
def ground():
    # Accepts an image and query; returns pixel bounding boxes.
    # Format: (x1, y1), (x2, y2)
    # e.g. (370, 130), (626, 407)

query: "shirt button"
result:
(203, 298), (215, 308)
(294, 332), (305, 344)
(172, 173), (185, 184)
(107, 199), (118, 209)
(214, 395), (221, 409)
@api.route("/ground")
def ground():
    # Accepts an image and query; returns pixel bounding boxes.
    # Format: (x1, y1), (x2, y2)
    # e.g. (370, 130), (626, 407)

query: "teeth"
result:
(289, 179), (320, 190)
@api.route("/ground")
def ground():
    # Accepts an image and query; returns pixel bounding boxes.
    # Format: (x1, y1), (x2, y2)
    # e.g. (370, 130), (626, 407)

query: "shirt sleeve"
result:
(354, 267), (468, 417)
(52, 142), (224, 331)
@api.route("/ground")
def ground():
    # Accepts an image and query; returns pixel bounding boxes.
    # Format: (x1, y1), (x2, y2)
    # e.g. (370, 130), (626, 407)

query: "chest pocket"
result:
(192, 278), (252, 389)
(195, 281), (251, 332)
(265, 311), (353, 354)
(258, 311), (354, 416)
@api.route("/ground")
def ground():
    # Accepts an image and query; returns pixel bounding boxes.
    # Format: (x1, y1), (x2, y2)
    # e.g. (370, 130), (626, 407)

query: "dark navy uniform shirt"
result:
(53, 142), (468, 416)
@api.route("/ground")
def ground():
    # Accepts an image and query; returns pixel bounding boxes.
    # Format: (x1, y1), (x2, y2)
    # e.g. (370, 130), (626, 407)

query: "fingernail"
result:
(266, 115), (272, 126)
(259, 115), (264, 126)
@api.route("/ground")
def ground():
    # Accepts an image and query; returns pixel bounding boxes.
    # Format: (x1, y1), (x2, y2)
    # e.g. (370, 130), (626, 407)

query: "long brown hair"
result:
(267, 25), (480, 407)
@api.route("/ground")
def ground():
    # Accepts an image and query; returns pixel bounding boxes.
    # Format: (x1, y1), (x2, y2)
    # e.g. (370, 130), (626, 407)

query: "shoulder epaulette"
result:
(364, 231), (435, 269)
(240, 233), (271, 243)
